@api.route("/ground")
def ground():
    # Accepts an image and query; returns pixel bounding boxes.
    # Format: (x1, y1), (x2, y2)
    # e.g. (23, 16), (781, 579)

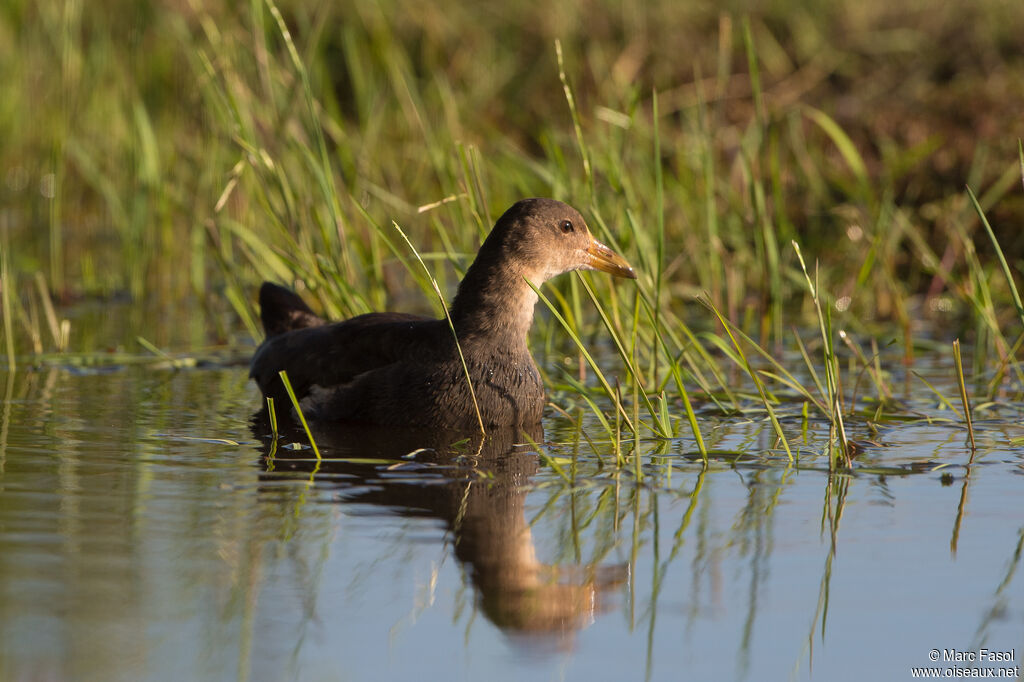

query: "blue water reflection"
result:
(0, 365), (1020, 681)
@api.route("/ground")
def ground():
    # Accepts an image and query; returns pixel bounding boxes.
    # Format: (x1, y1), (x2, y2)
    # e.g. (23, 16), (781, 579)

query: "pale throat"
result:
(452, 265), (548, 341)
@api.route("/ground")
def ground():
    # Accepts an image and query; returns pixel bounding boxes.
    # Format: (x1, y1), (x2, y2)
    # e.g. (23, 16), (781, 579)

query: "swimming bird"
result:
(250, 198), (636, 429)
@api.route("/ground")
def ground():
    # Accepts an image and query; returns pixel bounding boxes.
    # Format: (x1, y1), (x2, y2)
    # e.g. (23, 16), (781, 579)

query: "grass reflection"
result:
(0, 363), (1019, 678)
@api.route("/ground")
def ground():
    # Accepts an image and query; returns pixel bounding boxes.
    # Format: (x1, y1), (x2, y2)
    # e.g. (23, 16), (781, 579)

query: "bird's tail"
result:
(258, 282), (325, 338)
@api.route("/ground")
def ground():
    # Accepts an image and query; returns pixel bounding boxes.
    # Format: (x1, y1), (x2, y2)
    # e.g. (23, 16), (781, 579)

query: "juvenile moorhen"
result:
(250, 198), (636, 429)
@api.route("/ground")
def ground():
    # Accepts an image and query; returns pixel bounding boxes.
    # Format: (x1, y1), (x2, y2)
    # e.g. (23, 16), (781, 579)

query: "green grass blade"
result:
(393, 221), (485, 435)
(278, 369), (321, 460)
(702, 296), (793, 461)
(967, 184), (1024, 332)
(530, 280), (636, 434)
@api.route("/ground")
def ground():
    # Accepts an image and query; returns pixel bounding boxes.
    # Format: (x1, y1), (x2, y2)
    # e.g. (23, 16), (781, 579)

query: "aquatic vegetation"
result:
(0, 0), (1022, 459)
(3, 7), (1024, 679)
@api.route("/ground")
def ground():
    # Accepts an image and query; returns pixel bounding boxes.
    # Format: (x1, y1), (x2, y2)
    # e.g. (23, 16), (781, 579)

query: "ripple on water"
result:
(0, 362), (1021, 682)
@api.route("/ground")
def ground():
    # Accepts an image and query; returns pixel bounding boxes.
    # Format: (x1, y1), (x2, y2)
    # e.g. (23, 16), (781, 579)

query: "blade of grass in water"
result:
(952, 339), (976, 452)
(530, 280), (636, 435)
(792, 241), (849, 466)
(278, 369), (321, 461)
(647, 315), (707, 458)
(967, 184), (1024, 333)
(709, 316), (828, 415)
(635, 293), (738, 413)
(651, 89), (666, 388)
(393, 221), (485, 435)
(33, 273), (65, 351)
(702, 296), (793, 461)
(266, 396), (279, 439)
(576, 274), (671, 437)
(1, 241), (14, 371)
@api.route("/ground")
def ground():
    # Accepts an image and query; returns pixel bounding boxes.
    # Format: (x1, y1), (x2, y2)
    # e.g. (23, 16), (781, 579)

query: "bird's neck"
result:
(449, 258), (538, 344)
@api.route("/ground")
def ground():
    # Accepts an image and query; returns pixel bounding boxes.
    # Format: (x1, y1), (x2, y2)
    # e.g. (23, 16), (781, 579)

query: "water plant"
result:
(0, 1), (1021, 474)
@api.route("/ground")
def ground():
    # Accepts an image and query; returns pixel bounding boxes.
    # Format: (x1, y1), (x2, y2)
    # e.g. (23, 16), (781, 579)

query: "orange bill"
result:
(585, 239), (637, 279)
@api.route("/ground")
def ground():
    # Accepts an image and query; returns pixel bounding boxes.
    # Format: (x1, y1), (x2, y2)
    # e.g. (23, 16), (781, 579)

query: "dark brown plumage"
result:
(250, 198), (636, 429)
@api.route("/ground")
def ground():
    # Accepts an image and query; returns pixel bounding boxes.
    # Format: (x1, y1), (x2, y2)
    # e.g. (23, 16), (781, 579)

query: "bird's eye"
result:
(560, 220), (574, 233)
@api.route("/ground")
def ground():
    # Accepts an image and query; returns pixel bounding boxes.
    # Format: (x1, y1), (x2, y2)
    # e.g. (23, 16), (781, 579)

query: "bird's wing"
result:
(250, 311), (442, 404)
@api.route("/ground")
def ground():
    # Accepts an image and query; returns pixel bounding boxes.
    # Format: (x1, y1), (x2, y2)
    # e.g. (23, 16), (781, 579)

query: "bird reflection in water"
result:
(251, 415), (626, 644)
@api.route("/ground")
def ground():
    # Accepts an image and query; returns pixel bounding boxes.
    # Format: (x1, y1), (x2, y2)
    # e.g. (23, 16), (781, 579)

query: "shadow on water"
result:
(249, 413), (626, 646)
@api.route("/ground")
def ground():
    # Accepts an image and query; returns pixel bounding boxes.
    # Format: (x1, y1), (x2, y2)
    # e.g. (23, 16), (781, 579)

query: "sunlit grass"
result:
(1, 0), (1023, 473)
(278, 369), (321, 460)
(393, 219), (485, 435)
(792, 241), (849, 467)
(952, 339), (977, 453)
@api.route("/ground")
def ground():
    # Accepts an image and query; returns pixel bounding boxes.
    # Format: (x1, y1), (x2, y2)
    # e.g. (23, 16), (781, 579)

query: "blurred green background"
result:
(2, 0), (1023, 354)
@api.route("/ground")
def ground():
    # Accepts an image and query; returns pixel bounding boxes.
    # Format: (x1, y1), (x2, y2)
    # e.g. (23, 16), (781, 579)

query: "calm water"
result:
(0, 353), (1021, 681)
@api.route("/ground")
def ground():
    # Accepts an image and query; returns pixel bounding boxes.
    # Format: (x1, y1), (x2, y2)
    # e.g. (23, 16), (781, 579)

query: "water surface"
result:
(0, 355), (1021, 681)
